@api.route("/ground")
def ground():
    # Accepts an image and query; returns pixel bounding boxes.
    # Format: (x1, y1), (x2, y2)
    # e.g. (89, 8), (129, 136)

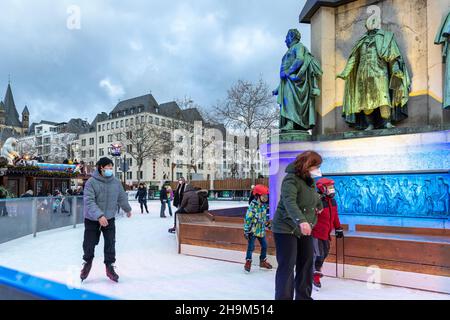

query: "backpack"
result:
(198, 191), (209, 212)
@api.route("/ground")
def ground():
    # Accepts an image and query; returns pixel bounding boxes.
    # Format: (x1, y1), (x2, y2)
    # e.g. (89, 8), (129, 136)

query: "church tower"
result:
(3, 81), (24, 135)
(22, 105), (29, 134)
(0, 101), (5, 126)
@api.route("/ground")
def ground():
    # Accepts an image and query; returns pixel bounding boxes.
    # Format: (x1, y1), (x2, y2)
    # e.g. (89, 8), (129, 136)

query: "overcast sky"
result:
(0, 0), (310, 125)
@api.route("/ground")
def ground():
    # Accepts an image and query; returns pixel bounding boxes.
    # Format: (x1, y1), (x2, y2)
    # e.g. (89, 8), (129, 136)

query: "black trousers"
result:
(313, 238), (331, 272)
(173, 207), (187, 227)
(274, 233), (314, 300)
(140, 200), (148, 213)
(83, 218), (116, 265)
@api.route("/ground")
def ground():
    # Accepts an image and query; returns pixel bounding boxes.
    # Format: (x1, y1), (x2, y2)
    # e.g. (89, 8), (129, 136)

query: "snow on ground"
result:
(0, 201), (448, 300)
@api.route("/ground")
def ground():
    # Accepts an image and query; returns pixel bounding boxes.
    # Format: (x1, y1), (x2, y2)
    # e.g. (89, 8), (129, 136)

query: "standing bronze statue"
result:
(338, 17), (411, 130)
(435, 11), (450, 110)
(273, 29), (322, 132)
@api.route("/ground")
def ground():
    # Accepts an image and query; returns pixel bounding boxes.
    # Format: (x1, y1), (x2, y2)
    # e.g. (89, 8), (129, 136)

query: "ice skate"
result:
(259, 258), (273, 270)
(106, 264), (119, 282)
(244, 259), (252, 273)
(313, 271), (322, 290)
(80, 260), (92, 282)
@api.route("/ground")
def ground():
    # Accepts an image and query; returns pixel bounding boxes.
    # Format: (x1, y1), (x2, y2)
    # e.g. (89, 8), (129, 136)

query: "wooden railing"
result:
(170, 178), (269, 191)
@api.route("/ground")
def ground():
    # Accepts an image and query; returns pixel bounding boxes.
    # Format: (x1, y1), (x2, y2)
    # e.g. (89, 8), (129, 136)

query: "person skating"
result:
(135, 183), (149, 214)
(160, 184), (168, 218)
(166, 186), (174, 217)
(243, 184), (273, 272)
(248, 185), (256, 204)
(81, 157), (132, 283)
(173, 177), (186, 209)
(168, 184), (199, 233)
(312, 178), (344, 290)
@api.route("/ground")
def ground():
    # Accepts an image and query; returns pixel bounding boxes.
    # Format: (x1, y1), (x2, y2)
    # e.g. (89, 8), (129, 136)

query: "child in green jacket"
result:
(244, 184), (273, 272)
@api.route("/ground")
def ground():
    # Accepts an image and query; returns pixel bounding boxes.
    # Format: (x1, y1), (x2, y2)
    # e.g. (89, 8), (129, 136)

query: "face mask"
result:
(310, 168), (322, 178)
(103, 169), (114, 177)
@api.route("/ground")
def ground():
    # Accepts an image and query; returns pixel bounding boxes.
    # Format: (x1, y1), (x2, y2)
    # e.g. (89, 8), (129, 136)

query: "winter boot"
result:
(168, 227), (176, 233)
(106, 264), (119, 282)
(313, 271), (322, 289)
(260, 259), (273, 270)
(244, 259), (252, 273)
(80, 260), (92, 282)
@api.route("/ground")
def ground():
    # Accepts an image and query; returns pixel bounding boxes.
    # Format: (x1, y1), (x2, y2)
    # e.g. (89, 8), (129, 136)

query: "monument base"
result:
(262, 129), (450, 224)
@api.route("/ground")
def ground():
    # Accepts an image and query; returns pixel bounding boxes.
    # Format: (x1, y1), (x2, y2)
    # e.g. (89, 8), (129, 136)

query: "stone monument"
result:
(262, 0), (450, 293)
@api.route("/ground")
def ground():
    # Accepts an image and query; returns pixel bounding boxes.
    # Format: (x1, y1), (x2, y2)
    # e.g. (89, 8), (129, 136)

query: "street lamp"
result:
(108, 143), (124, 180)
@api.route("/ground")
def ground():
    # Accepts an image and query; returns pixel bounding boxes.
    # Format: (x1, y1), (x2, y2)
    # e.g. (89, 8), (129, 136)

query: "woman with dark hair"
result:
(272, 150), (324, 300)
(135, 183), (149, 214)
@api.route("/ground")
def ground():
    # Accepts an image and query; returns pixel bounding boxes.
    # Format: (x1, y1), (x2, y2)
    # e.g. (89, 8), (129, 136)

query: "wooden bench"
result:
(177, 208), (450, 293)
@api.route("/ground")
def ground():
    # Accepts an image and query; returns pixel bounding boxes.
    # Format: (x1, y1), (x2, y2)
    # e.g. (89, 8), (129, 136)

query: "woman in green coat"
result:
(272, 151), (324, 300)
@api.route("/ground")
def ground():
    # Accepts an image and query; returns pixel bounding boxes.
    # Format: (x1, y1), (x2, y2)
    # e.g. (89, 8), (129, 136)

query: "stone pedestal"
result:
(261, 129), (450, 228)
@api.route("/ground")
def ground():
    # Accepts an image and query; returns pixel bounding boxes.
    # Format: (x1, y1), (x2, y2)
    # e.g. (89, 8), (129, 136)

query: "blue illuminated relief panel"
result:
(325, 172), (450, 218)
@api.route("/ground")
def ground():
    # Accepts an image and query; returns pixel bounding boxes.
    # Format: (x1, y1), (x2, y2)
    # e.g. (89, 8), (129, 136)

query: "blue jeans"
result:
(246, 235), (267, 261)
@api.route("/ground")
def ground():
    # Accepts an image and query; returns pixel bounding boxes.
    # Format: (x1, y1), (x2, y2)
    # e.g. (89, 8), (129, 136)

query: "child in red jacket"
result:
(312, 178), (344, 290)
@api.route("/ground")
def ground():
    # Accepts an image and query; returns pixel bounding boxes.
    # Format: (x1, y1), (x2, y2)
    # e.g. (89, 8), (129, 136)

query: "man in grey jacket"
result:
(80, 157), (132, 283)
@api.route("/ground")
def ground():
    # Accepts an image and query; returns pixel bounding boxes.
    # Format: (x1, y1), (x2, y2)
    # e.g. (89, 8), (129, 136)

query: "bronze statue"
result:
(338, 17), (411, 130)
(435, 12), (450, 110)
(273, 29), (322, 132)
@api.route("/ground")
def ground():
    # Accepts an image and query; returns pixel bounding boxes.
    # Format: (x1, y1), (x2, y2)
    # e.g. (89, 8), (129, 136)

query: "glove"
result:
(335, 228), (344, 239)
(244, 232), (253, 240)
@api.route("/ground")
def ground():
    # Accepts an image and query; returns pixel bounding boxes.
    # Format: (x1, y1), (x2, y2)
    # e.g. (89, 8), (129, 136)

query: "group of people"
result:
(133, 177), (209, 229)
(19, 187), (84, 199)
(243, 150), (343, 300)
(79, 151), (342, 300)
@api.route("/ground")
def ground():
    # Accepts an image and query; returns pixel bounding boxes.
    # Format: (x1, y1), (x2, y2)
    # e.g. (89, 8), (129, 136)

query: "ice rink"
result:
(0, 201), (448, 300)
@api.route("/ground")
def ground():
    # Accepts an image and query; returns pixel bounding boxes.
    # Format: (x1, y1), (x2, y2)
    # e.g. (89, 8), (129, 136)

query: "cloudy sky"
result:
(0, 0), (310, 125)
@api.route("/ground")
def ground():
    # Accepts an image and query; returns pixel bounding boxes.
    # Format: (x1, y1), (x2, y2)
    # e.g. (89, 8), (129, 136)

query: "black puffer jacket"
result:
(135, 187), (147, 203)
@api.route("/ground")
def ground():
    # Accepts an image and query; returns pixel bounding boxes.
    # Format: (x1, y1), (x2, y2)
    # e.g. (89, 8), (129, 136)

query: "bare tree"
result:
(53, 133), (77, 163)
(18, 137), (38, 157)
(215, 78), (278, 133)
(215, 78), (278, 182)
(118, 123), (174, 184)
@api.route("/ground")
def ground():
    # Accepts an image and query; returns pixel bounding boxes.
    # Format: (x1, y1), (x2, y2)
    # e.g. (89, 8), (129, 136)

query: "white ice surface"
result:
(0, 201), (448, 300)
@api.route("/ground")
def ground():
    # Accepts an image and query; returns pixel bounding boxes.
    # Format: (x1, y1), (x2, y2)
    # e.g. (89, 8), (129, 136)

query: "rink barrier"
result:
(0, 266), (112, 300)
(0, 196), (85, 244)
(177, 211), (450, 294)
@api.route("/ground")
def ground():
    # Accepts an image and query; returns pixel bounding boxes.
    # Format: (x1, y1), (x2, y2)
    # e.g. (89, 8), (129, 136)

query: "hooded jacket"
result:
(180, 184), (200, 213)
(272, 162), (323, 238)
(83, 170), (132, 221)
